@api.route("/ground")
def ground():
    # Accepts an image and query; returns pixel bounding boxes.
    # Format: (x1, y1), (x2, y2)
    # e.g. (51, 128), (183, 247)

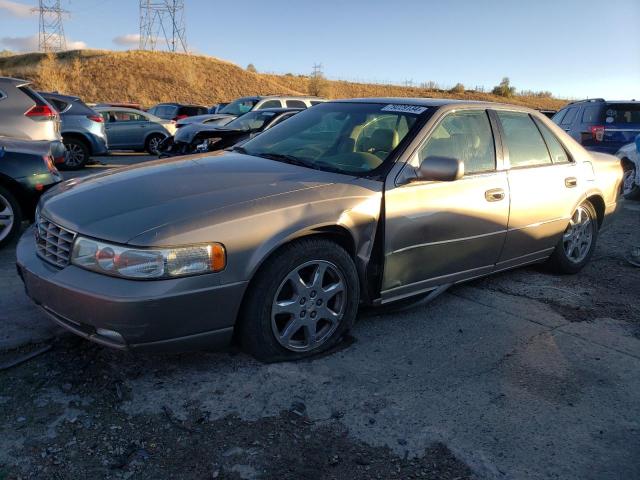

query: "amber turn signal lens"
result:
(210, 243), (226, 272)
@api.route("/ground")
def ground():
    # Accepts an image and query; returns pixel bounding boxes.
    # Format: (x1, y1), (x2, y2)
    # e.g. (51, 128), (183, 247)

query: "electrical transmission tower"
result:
(139, 1), (187, 53)
(32, 0), (68, 52)
(312, 63), (324, 78)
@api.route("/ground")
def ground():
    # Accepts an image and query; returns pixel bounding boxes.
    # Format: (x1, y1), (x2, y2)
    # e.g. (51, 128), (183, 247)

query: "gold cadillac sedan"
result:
(17, 99), (623, 361)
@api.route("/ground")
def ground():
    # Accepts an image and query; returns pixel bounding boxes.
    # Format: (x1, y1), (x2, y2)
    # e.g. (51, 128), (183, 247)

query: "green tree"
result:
(492, 77), (516, 97)
(246, 63), (257, 73)
(449, 83), (465, 94)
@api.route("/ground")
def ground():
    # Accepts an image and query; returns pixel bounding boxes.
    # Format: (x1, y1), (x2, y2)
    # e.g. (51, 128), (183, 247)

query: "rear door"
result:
(494, 111), (583, 268)
(382, 109), (509, 301)
(104, 110), (147, 148)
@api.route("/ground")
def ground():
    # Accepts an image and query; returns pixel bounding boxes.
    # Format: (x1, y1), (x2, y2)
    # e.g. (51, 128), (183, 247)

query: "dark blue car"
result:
(552, 99), (640, 154)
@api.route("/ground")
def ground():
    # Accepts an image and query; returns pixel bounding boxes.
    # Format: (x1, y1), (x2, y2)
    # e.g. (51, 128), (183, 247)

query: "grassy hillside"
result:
(0, 49), (567, 110)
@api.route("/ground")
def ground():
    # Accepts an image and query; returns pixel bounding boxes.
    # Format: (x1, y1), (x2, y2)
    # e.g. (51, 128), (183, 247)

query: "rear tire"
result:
(237, 238), (360, 362)
(61, 137), (89, 170)
(0, 186), (22, 249)
(547, 200), (598, 274)
(622, 161), (640, 200)
(145, 134), (165, 155)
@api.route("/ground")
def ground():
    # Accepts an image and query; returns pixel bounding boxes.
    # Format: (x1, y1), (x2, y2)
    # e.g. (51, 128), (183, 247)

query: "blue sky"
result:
(1, 0), (638, 99)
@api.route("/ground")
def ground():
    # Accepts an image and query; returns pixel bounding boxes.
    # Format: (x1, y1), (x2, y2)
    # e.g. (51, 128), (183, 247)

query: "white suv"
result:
(0, 77), (61, 141)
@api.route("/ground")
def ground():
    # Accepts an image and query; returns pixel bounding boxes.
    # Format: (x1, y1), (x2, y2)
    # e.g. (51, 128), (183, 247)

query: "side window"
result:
(418, 110), (496, 174)
(257, 100), (282, 109)
(581, 105), (601, 124)
(267, 113), (296, 129)
(113, 111), (144, 122)
(560, 107), (578, 126)
(534, 119), (571, 164)
(286, 100), (307, 109)
(49, 98), (69, 113)
(497, 111), (551, 168)
(551, 109), (566, 124)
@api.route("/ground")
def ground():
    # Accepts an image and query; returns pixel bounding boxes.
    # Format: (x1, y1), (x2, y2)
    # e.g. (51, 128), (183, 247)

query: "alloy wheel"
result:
(148, 136), (162, 154)
(271, 260), (347, 352)
(622, 166), (636, 196)
(66, 143), (85, 167)
(562, 205), (594, 264)
(0, 193), (15, 243)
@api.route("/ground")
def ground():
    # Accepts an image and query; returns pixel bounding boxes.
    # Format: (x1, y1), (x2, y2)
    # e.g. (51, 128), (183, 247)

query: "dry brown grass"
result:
(0, 50), (567, 110)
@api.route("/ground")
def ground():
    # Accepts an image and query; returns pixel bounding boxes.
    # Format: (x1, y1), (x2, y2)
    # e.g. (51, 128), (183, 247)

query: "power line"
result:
(312, 63), (323, 78)
(32, 0), (68, 52)
(139, 0), (187, 53)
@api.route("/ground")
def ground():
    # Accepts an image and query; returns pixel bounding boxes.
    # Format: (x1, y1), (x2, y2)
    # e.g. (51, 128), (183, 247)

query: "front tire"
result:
(0, 186), (22, 249)
(547, 201), (598, 274)
(145, 133), (165, 155)
(238, 238), (360, 362)
(62, 137), (90, 170)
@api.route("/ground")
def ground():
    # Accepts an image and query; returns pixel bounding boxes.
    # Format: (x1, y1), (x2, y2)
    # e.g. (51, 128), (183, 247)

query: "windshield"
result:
(226, 111), (277, 131)
(219, 98), (258, 116)
(240, 102), (427, 174)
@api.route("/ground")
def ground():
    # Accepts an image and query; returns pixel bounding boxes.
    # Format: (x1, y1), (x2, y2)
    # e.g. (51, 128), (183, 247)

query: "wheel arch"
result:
(585, 193), (605, 228)
(234, 224), (368, 329)
(0, 174), (27, 218)
(62, 131), (92, 153)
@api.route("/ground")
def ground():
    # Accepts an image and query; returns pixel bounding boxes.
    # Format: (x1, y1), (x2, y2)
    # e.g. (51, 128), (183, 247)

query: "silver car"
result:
(0, 77), (61, 141)
(17, 99), (623, 361)
(94, 107), (176, 154)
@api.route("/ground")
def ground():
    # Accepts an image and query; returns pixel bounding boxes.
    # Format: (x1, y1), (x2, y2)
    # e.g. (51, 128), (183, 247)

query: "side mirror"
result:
(417, 156), (464, 182)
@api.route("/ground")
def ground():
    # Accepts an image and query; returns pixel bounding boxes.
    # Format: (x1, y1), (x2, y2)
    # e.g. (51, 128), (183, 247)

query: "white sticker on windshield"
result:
(381, 104), (428, 115)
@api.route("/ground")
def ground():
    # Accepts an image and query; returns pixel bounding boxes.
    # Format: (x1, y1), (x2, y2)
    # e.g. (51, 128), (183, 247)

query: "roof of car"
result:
(251, 107), (304, 113)
(331, 97), (489, 107)
(566, 98), (639, 105)
(94, 106), (150, 115)
(39, 91), (81, 102)
(153, 102), (207, 107)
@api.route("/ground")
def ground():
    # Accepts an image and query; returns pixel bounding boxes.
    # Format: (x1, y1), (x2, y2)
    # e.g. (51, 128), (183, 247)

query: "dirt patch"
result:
(0, 337), (474, 480)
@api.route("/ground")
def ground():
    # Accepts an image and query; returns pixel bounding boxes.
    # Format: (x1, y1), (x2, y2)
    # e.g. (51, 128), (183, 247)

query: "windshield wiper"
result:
(252, 152), (318, 170)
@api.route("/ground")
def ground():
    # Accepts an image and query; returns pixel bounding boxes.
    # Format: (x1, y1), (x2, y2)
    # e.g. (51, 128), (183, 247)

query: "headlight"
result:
(71, 237), (226, 279)
(195, 137), (221, 152)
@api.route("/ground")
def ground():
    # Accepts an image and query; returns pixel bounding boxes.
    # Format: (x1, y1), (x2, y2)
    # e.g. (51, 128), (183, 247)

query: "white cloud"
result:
(1, 35), (38, 51)
(113, 34), (140, 47)
(0, 0), (33, 18)
(0, 34), (87, 52)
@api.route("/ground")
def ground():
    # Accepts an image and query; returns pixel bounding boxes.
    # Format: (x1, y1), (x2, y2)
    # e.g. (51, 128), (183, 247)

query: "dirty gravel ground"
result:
(0, 158), (638, 480)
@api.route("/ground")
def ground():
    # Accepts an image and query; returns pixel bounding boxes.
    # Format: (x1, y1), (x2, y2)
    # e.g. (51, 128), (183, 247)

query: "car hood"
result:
(40, 152), (352, 244)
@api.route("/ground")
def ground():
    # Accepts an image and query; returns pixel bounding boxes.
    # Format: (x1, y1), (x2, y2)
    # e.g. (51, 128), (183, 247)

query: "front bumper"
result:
(16, 227), (247, 352)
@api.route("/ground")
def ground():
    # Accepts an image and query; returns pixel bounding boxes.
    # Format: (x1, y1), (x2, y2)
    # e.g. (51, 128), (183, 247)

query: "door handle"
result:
(565, 177), (577, 188)
(485, 188), (505, 202)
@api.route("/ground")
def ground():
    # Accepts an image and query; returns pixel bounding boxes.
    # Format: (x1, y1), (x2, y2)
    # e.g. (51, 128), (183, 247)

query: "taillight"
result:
(87, 114), (104, 123)
(175, 114), (188, 120)
(590, 125), (605, 142)
(43, 155), (59, 173)
(25, 104), (56, 120)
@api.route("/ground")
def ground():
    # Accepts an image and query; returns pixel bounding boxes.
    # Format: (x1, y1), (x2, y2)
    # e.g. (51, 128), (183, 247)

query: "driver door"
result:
(381, 109), (509, 302)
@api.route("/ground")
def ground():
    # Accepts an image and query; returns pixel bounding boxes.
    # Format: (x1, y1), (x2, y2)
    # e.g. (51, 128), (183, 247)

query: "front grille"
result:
(35, 214), (76, 268)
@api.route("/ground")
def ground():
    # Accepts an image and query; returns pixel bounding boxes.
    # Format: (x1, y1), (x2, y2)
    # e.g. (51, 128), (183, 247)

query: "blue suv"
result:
(552, 99), (640, 154)
(40, 92), (108, 169)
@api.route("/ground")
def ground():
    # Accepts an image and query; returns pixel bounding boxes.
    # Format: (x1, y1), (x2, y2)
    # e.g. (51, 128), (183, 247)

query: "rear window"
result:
(581, 105), (601, 124)
(178, 106), (206, 116)
(154, 105), (178, 117)
(604, 104), (640, 124)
